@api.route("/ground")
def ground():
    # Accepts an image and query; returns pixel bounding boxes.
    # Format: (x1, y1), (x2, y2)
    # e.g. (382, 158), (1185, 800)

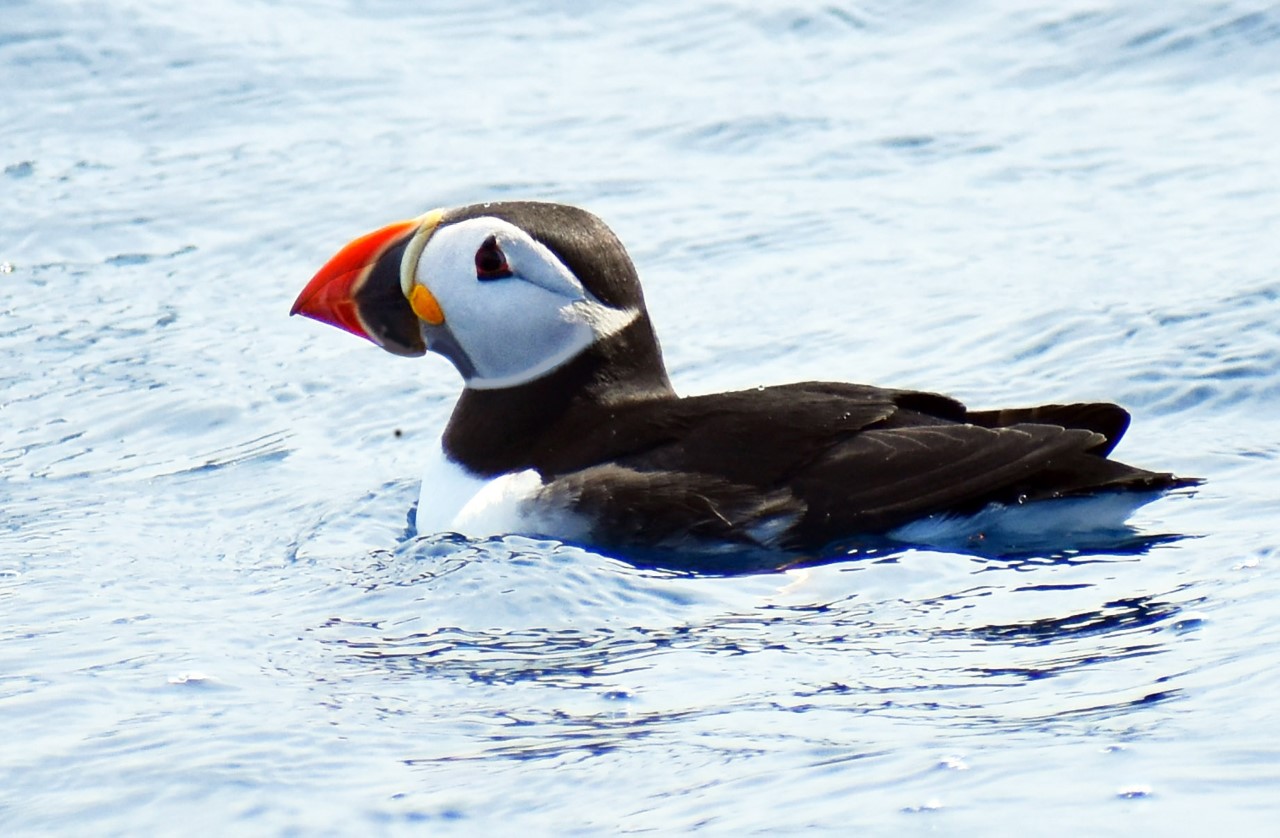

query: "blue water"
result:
(3, 0), (1279, 833)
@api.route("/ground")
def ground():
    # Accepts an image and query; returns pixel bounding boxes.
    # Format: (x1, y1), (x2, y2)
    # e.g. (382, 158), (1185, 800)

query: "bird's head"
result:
(292, 201), (658, 392)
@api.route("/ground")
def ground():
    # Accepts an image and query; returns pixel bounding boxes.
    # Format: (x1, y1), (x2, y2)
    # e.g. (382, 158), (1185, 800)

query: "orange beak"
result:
(290, 218), (421, 341)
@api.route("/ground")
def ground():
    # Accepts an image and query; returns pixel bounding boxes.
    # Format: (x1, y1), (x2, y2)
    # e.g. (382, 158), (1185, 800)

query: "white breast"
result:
(414, 442), (586, 540)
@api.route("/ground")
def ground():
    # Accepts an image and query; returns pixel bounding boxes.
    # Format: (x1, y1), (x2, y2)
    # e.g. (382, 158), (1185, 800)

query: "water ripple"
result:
(3, 0), (1277, 832)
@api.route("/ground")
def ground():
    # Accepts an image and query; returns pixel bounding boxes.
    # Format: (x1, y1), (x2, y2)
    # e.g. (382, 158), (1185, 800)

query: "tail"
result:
(966, 401), (1202, 499)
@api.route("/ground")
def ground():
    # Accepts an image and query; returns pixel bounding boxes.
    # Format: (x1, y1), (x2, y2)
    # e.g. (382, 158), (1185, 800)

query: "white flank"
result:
(414, 441), (586, 540)
(887, 492), (1165, 553)
(448, 469), (545, 536)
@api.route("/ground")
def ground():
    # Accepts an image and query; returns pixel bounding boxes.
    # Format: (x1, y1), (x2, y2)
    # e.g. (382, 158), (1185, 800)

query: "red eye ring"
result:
(475, 235), (513, 281)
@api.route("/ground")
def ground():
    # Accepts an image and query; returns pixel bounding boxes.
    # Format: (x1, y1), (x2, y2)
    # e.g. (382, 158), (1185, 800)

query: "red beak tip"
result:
(294, 217), (420, 339)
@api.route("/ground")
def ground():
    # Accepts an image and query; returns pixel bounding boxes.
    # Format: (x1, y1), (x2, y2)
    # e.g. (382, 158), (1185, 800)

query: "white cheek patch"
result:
(413, 217), (638, 389)
(452, 285), (595, 389)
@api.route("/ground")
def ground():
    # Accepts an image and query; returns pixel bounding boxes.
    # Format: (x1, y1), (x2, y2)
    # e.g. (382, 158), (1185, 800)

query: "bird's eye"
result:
(475, 235), (513, 281)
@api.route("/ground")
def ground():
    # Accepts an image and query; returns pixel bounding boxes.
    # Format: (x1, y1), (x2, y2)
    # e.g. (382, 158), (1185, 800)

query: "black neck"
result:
(442, 316), (674, 475)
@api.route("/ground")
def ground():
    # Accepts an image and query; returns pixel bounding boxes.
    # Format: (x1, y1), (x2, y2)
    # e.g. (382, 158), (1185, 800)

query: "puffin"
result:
(291, 201), (1199, 556)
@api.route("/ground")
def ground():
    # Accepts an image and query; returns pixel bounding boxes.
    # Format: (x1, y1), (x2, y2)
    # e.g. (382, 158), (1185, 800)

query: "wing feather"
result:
(524, 382), (1184, 551)
(790, 424), (1106, 544)
(537, 464), (806, 549)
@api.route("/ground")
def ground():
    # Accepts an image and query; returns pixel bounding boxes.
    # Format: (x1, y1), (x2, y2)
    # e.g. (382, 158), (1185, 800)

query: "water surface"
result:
(2, 0), (1279, 833)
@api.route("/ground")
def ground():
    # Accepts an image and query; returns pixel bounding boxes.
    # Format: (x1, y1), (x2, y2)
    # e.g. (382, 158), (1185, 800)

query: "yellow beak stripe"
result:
(400, 207), (447, 326)
(400, 207), (445, 298)
(409, 284), (445, 326)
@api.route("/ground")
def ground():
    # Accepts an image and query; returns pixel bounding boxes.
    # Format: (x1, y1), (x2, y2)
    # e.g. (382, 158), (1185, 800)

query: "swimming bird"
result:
(291, 201), (1198, 556)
